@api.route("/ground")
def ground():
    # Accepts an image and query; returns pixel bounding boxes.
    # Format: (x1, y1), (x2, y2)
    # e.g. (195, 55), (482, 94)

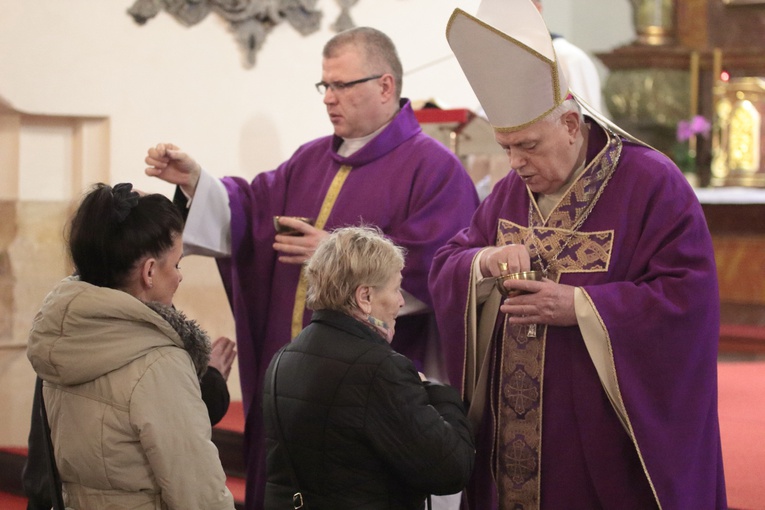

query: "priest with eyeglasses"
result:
(144, 26), (479, 510)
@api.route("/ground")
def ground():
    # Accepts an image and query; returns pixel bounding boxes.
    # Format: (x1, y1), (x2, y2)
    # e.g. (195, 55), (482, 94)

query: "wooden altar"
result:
(696, 189), (765, 352)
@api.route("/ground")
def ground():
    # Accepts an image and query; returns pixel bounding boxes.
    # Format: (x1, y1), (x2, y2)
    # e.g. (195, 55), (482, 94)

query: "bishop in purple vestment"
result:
(429, 2), (726, 509)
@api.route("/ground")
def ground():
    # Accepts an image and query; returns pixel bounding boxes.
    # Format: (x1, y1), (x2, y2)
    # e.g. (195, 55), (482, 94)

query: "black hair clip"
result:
(111, 183), (140, 223)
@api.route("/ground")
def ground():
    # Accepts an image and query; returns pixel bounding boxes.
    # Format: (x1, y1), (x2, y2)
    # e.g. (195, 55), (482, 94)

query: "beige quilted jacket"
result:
(27, 277), (235, 510)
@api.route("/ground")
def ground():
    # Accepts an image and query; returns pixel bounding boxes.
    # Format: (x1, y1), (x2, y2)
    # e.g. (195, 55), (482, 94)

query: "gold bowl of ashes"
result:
(495, 270), (543, 298)
(273, 216), (315, 236)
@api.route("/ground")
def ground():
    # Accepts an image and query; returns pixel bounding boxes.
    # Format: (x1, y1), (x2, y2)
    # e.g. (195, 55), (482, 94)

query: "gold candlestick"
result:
(690, 51), (699, 117)
(713, 48), (723, 83)
(688, 51), (700, 164)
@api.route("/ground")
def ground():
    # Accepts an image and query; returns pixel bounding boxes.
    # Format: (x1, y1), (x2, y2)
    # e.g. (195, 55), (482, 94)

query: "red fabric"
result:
(718, 361), (765, 510)
(720, 325), (765, 340)
(0, 492), (28, 510)
(0, 447), (27, 456)
(214, 401), (244, 433)
(226, 475), (246, 503)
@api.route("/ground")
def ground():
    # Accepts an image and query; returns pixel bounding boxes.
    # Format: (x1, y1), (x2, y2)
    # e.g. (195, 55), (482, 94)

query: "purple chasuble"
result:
(215, 99), (479, 509)
(429, 120), (726, 509)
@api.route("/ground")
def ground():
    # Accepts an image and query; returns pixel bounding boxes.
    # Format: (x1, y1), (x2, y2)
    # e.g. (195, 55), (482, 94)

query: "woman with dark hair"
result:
(262, 226), (475, 509)
(26, 183), (235, 510)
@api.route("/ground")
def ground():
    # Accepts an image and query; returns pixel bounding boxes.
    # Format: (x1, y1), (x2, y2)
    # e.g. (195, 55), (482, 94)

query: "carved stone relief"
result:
(127, 0), (360, 68)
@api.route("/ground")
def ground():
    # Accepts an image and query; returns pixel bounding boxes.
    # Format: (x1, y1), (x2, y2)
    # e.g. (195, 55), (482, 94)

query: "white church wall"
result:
(0, 0), (633, 190)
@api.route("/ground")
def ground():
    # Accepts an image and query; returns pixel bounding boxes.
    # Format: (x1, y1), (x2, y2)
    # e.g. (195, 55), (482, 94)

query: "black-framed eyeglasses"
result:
(315, 75), (383, 95)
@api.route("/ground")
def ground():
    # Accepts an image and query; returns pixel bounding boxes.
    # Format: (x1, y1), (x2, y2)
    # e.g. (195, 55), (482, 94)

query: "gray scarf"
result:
(144, 302), (212, 379)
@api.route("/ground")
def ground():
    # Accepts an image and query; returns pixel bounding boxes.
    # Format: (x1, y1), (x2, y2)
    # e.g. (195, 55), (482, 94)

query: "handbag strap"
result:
(269, 348), (305, 509)
(37, 379), (66, 510)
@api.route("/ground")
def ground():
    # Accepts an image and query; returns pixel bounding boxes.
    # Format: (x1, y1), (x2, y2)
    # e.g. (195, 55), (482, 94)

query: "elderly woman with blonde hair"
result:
(262, 226), (475, 510)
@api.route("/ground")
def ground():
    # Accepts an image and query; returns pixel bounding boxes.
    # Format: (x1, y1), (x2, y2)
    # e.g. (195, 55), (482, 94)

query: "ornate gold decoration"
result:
(629, 0), (676, 46)
(711, 78), (765, 187)
(603, 68), (688, 157)
(605, 69), (688, 127)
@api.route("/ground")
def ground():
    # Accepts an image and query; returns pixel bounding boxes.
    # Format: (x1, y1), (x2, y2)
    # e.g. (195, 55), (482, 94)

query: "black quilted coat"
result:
(262, 309), (475, 509)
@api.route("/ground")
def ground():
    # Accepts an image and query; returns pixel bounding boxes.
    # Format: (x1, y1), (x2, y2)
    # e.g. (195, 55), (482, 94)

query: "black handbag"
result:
(38, 381), (66, 510)
(269, 349), (305, 509)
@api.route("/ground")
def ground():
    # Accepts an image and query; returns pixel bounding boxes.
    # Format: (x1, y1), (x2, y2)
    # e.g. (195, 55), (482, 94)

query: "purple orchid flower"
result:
(690, 115), (711, 137)
(677, 115), (711, 142)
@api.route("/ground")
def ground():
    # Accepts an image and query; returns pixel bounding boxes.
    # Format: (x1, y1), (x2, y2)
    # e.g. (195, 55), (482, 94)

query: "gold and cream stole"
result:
(492, 132), (620, 510)
(290, 165), (352, 338)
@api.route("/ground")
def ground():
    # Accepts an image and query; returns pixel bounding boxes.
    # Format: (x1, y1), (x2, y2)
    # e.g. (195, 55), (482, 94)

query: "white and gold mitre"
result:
(446, 0), (570, 132)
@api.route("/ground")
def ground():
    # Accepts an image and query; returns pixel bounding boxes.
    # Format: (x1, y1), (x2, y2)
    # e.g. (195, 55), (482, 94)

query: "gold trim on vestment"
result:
(463, 250), (485, 406)
(492, 128), (622, 509)
(578, 289), (663, 510)
(465, 250), (505, 428)
(290, 165), (352, 338)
